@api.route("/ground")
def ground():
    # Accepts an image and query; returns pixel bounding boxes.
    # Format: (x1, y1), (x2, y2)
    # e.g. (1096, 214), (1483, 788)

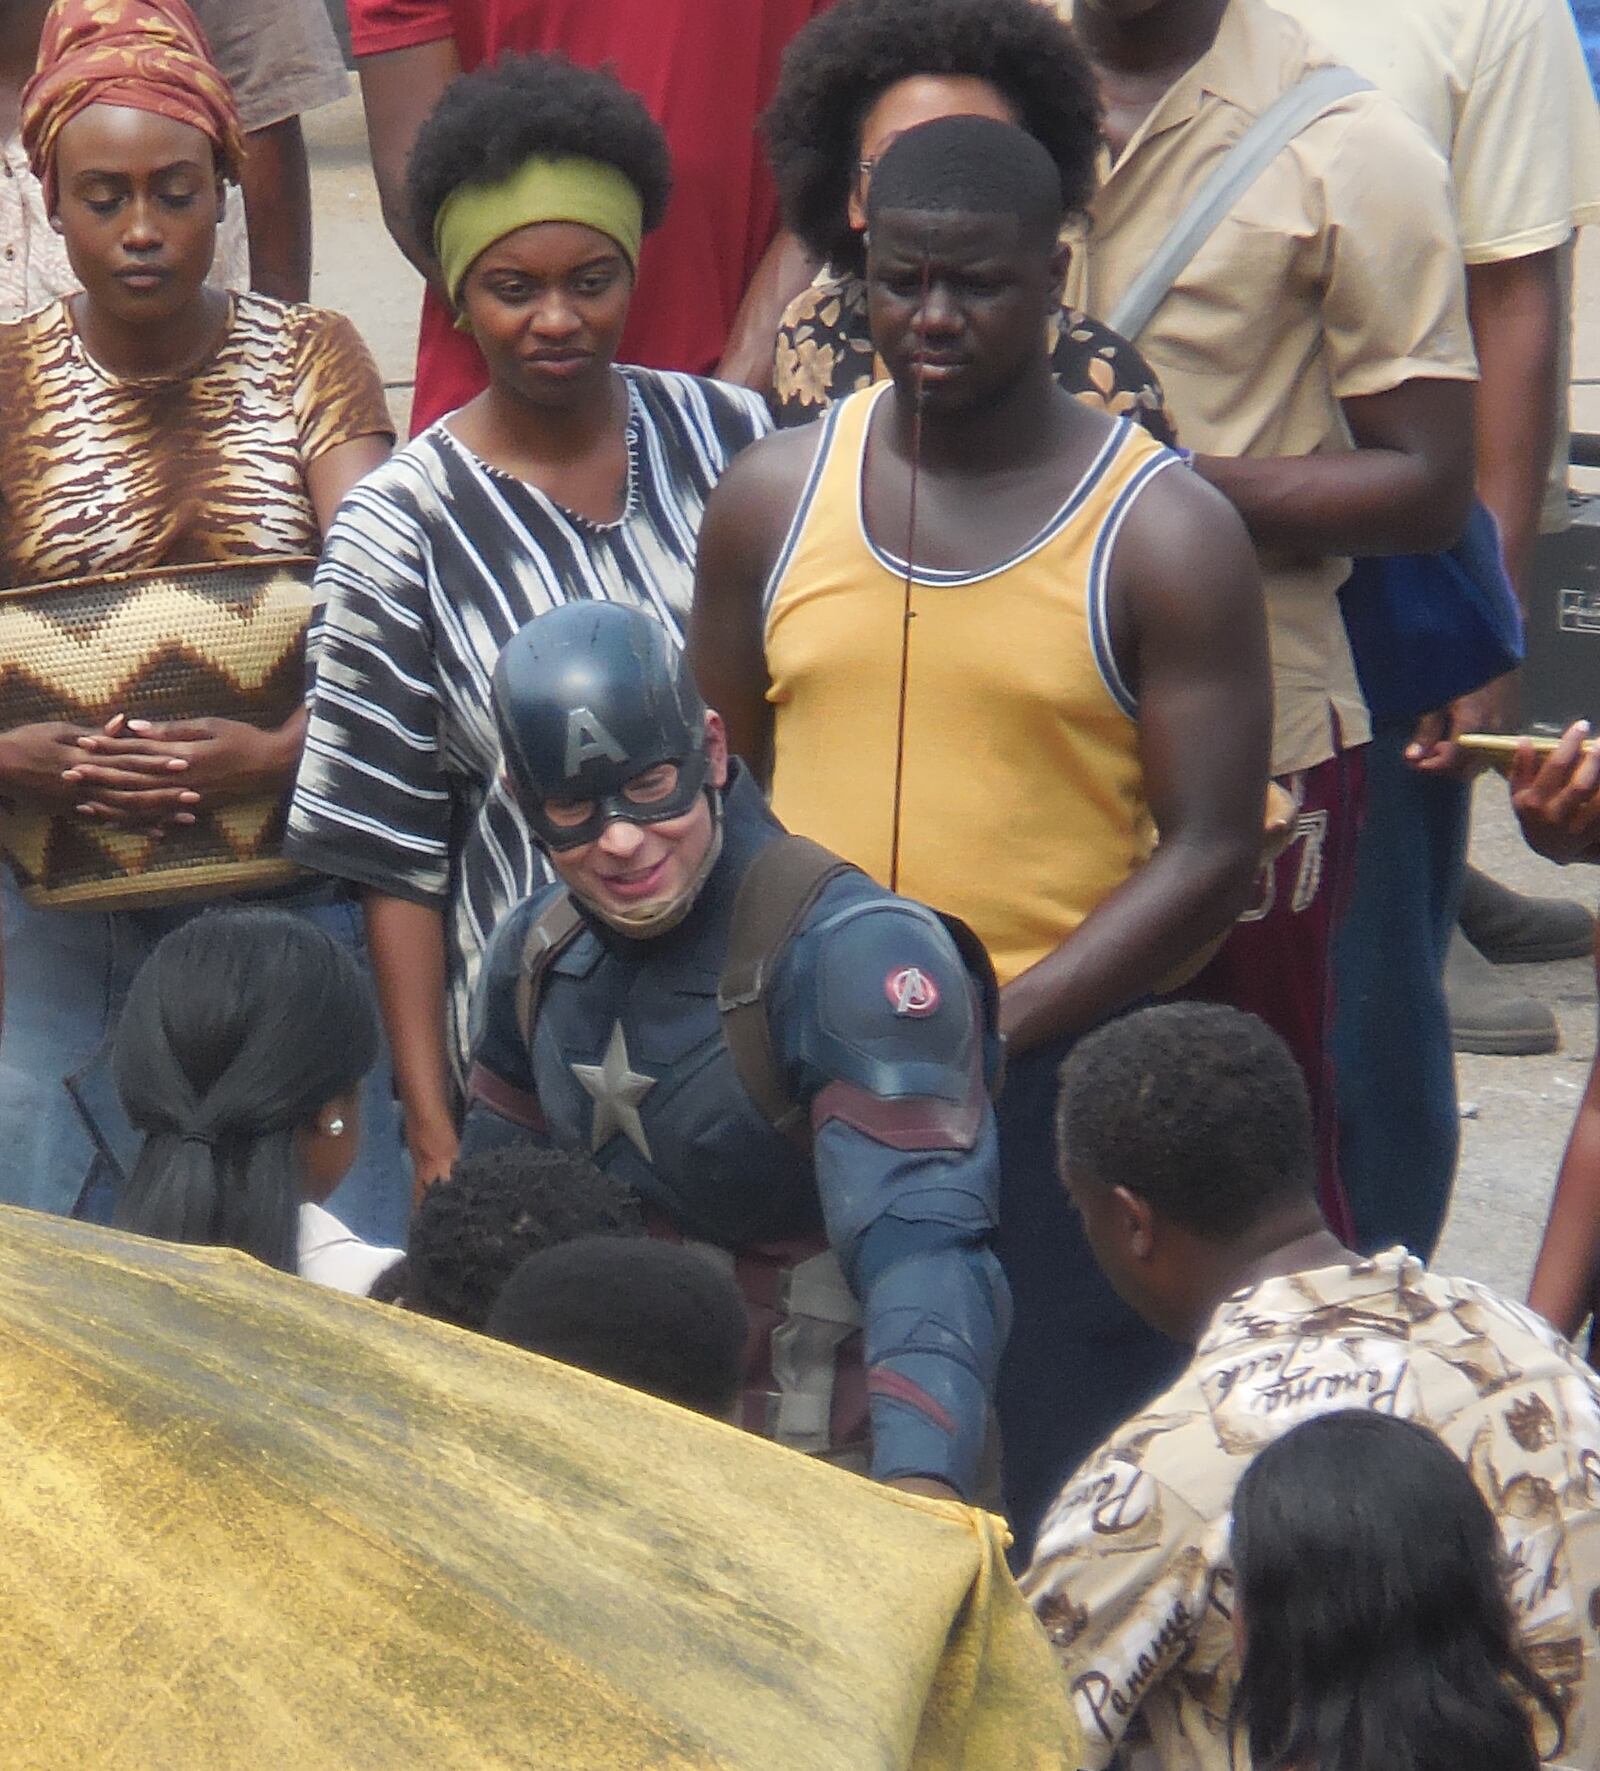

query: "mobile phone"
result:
(1455, 733), (1595, 775)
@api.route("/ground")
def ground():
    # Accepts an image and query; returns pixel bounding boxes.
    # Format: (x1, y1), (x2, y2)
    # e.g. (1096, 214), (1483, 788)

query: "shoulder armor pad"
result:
(794, 900), (979, 1104)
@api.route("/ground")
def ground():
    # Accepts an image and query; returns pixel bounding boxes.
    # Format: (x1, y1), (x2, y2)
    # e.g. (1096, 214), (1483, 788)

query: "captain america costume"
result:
(461, 605), (1007, 1498)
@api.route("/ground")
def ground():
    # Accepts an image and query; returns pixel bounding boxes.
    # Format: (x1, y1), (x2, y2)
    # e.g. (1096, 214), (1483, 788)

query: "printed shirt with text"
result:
(1021, 1250), (1600, 1771)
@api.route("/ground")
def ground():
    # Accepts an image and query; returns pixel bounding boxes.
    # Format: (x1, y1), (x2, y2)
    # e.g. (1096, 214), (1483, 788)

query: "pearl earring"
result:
(327, 1117), (346, 1138)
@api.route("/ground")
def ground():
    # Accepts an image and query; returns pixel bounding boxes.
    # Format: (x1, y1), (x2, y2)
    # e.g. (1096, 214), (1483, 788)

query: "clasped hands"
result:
(0, 712), (295, 832)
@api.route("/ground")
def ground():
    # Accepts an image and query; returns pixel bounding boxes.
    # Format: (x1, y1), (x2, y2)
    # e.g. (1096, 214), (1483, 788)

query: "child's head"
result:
(1231, 1410), (1564, 1771)
(112, 909), (379, 1272)
(403, 1141), (643, 1330)
(486, 1236), (749, 1419)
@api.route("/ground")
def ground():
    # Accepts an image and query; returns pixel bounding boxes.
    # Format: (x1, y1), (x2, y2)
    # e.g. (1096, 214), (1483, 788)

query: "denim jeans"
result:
(1330, 719), (1470, 1258)
(0, 874), (412, 1247)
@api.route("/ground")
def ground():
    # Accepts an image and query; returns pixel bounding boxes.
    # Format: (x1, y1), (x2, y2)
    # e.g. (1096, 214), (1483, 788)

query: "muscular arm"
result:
(715, 230), (821, 396)
(356, 39), (461, 289)
(687, 428), (819, 782)
(1000, 466), (1272, 1055)
(1467, 248), (1563, 604)
(1192, 377), (1476, 557)
(239, 117), (314, 303)
(364, 892), (460, 1197)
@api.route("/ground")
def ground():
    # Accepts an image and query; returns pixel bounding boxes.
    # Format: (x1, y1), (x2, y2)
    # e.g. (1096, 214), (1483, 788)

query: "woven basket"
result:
(0, 556), (318, 911)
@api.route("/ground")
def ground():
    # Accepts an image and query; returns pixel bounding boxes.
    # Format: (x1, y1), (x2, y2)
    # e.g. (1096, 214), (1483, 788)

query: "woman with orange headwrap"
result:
(0, 0), (409, 1248)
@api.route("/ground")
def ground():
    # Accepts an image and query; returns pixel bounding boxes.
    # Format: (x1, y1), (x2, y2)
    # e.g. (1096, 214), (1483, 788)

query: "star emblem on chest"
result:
(571, 1021), (656, 1161)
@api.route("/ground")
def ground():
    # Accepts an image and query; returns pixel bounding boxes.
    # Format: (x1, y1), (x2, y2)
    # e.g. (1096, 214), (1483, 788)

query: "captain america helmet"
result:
(492, 603), (711, 851)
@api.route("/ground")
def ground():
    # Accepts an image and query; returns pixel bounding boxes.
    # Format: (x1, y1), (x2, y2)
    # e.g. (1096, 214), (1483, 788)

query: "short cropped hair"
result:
(404, 1143), (644, 1331)
(763, 0), (1099, 272)
(1055, 1004), (1316, 1239)
(406, 52), (673, 262)
(865, 114), (1065, 252)
(486, 1237), (749, 1420)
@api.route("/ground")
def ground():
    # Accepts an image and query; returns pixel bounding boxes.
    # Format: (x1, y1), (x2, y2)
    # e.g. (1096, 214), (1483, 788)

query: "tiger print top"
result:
(0, 294), (393, 589)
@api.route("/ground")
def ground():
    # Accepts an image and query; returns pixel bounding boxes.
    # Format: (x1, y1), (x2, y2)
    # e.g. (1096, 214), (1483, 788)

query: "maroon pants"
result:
(1181, 744), (1367, 1241)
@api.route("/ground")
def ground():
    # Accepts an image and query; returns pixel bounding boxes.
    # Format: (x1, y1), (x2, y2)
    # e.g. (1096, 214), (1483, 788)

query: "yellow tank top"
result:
(765, 385), (1171, 986)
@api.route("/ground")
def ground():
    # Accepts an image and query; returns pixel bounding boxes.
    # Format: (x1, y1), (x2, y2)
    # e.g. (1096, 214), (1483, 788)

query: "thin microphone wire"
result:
(887, 250), (929, 895)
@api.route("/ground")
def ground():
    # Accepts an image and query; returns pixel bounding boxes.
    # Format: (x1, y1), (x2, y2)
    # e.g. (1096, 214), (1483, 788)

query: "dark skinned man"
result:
(689, 115), (1272, 1558)
(1263, 0), (1600, 1259)
(1060, 0), (1479, 1250)
(1021, 1002), (1600, 1771)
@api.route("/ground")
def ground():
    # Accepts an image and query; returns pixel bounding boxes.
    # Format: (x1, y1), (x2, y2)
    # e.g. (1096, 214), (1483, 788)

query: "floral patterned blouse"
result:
(773, 271), (1177, 443)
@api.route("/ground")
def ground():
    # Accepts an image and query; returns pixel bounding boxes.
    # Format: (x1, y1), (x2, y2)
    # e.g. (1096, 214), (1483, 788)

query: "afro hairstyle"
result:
(866, 115), (1065, 253)
(406, 51), (673, 265)
(404, 1141), (644, 1332)
(762, 0), (1099, 273)
(486, 1236), (749, 1420)
(1055, 1003), (1317, 1241)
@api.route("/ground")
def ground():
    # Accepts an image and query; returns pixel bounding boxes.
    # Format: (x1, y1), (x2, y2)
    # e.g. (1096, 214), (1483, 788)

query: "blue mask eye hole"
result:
(622, 763), (681, 806)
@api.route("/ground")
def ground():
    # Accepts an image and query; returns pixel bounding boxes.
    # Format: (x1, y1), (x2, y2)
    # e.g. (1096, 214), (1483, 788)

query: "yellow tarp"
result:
(0, 1206), (1079, 1771)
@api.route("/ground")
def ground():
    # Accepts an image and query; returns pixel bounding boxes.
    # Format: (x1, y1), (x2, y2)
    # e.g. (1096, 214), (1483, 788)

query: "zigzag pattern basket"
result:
(0, 556), (318, 911)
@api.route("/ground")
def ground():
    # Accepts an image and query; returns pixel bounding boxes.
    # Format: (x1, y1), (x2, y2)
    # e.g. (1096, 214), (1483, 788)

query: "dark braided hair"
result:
(112, 910), (378, 1273)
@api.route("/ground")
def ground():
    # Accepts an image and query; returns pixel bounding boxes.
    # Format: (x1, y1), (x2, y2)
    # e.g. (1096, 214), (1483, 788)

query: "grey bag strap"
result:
(1107, 64), (1371, 343)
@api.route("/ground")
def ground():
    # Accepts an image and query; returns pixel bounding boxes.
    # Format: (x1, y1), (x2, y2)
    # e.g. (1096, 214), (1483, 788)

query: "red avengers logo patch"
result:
(886, 966), (940, 1018)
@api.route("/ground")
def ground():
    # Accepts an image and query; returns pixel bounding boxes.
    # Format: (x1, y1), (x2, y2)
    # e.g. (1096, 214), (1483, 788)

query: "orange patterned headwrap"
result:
(20, 0), (246, 209)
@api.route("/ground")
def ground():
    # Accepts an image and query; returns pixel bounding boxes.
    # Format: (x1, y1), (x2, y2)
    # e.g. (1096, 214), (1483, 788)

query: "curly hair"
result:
(487, 1237), (749, 1420)
(406, 51), (673, 264)
(404, 1142), (645, 1332)
(762, 0), (1101, 273)
(1055, 1003), (1316, 1241)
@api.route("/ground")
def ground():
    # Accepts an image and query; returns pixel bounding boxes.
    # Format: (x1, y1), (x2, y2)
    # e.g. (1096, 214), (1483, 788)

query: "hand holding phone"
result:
(1500, 722), (1600, 864)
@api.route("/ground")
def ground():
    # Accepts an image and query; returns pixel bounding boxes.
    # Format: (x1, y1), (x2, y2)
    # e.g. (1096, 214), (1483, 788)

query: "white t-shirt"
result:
(296, 1201), (401, 1297)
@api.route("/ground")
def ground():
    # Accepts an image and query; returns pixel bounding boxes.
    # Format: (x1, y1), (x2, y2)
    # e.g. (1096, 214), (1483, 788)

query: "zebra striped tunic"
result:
(285, 367), (770, 1075)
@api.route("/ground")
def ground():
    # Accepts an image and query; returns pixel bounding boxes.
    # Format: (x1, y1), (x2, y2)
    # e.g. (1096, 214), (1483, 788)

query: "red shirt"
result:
(348, 0), (831, 431)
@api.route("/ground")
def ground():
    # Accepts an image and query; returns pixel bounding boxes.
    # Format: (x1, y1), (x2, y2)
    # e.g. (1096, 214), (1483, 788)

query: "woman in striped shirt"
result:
(287, 53), (769, 1193)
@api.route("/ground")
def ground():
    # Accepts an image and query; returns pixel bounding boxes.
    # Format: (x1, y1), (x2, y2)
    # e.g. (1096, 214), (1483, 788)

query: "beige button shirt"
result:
(1268, 0), (1600, 263)
(1063, 0), (1479, 774)
(1250, 0), (1600, 532)
(1022, 1250), (1600, 1771)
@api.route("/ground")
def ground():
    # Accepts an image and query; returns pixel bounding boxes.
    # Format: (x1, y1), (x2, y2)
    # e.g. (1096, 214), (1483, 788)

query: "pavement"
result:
(303, 95), (1600, 1306)
(305, 95), (422, 434)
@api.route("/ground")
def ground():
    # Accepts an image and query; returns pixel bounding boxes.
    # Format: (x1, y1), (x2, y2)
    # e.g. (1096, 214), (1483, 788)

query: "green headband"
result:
(435, 154), (645, 311)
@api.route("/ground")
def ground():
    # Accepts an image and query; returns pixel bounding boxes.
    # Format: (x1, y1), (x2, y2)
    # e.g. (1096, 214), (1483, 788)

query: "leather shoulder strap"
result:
(719, 835), (857, 1148)
(512, 890), (586, 1053)
(1107, 64), (1372, 343)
